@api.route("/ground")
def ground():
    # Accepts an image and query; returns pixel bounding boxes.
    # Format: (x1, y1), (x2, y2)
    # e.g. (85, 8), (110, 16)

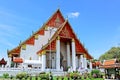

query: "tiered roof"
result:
(0, 58), (7, 65)
(7, 9), (92, 59)
(100, 59), (120, 68)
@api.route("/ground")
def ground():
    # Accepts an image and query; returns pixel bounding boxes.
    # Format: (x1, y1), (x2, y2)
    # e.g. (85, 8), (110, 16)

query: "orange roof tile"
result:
(24, 36), (35, 45)
(100, 59), (118, 68)
(92, 61), (102, 67)
(35, 29), (44, 35)
(13, 57), (23, 63)
(103, 59), (116, 66)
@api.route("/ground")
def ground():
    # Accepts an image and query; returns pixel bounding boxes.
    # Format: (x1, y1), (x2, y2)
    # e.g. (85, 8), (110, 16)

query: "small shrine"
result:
(100, 59), (120, 79)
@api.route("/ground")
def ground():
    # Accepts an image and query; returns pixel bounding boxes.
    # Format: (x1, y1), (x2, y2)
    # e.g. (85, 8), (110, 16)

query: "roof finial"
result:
(32, 31), (34, 34)
(43, 22), (45, 26)
(7, 49), (9, 53)
(66, 15), (68, 20)
(57, 5), (60, 10)
(19, 40), (22, 45)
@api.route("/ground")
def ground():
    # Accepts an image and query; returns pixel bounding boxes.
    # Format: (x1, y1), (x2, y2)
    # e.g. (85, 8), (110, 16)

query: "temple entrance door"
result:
(60, 52), (67, 71)
(52, 53), (56, 69)
(60, 52), (63, 68)
(63, 60), (67, 71)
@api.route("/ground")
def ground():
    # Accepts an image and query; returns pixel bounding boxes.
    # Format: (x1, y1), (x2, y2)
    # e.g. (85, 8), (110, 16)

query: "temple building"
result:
(100, 59), (120, 79)
(7, 9), (93, 71)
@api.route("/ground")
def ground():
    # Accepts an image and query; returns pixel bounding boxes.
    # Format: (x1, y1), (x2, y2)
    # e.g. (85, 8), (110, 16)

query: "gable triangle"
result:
(59, 20), (76, 39)
(46, 9), (65, 28)
(58, 20), (92, 59)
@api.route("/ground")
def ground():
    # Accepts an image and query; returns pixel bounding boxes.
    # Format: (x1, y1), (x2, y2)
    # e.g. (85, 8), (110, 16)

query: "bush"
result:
(16, 72), (27, 79)
(91, 69), (100, 78)
(68, 72), (81, 79)
(3, 73), (9, 78)
(83, 72), (88, 79)
(39, 72), (49, 79)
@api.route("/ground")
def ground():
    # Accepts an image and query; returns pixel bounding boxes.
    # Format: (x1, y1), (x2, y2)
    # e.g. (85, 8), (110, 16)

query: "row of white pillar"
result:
(80, 55), (92, 70)
(39, 37), (92, 71)
(41, 37), (77, 71)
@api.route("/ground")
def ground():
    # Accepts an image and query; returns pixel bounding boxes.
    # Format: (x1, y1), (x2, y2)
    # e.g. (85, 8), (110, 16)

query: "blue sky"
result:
(0, 0), (120, 60)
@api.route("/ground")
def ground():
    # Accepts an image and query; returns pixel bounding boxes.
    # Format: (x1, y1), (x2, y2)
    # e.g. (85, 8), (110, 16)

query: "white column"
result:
(67, 42), (70, 67)
(80, 55), (84, 68)
(71, 39), (76, 71)
(56, 36), (60, 71)
(76, 56), (78, 68)
(90, 60), (92, 70)
(42, 52), (46, 71)
(84, 54), (87, 69)
(8, 57), (11, 67)
(8, 54), (12, 67)
(39, 55), (41, 61)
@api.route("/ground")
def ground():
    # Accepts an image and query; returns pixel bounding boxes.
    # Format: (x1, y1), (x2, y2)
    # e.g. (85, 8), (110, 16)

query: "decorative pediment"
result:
(46, 9), (65, 28)
(59, 23), (75, 38)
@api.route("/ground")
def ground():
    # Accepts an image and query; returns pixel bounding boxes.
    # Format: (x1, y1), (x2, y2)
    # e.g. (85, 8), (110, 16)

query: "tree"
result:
(99, 47), (120, 61)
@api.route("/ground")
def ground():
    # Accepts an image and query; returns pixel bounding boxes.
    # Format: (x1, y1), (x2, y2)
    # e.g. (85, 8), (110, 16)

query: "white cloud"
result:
(68, 12), (80, 18)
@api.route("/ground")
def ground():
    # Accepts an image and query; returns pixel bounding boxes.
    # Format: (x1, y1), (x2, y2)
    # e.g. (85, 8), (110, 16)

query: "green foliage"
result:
(91, 69), (100, 78)
(16, 72), (28, 79)
(66, 71), (82, 79)
(39, 72), (50, 79)
(99, 47), (120, 61)
(3, 73), (9, 78)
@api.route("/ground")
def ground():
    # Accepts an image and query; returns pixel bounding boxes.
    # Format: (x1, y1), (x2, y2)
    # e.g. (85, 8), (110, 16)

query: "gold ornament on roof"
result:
(8, 54), (12, 58)
(42, 50), (46, 55)
(72, 38), (75, 42)
(22, 44), (26, 50)
(34, 34), (39, 40)
(57, 36), (60, 40)
(84, 54), (86, 58)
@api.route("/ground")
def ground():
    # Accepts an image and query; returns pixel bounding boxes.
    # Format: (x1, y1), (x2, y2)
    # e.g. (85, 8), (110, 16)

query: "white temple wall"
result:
(20, 27), (57, 61)
(20, 45), (37, 60)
